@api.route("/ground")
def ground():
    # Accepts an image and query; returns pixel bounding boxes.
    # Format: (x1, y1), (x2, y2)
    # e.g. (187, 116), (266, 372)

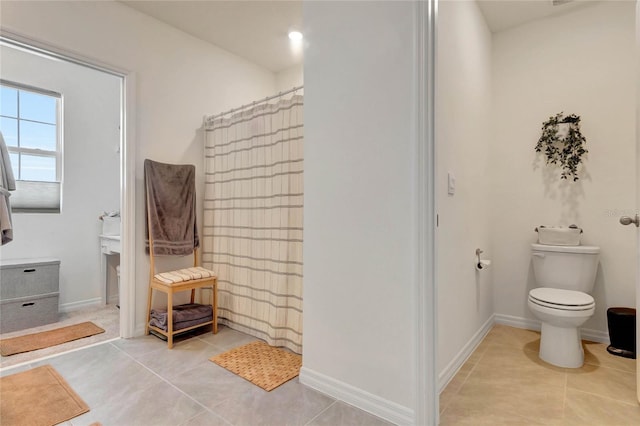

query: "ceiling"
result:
(120, 0), (302, 73)
(477, 0), (596, 33)
(119, 1), (599, 73)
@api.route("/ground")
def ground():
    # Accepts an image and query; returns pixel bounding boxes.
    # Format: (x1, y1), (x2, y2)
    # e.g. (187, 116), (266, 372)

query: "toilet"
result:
(528, 243), (600, 368)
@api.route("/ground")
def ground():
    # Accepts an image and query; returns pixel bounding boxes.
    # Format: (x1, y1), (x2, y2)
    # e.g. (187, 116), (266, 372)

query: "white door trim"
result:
(120, 71), (136, 339)
(635, 0), (640, 405)
(0, 29), (137, 338)
(414, 0), (438, 424)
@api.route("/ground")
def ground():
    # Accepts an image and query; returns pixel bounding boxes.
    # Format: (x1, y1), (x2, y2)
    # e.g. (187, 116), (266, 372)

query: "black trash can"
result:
(606, 307), (636, 359)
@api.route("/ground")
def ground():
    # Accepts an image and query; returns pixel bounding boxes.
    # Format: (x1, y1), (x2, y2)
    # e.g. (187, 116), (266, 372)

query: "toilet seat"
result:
(529, 288), (595, 311)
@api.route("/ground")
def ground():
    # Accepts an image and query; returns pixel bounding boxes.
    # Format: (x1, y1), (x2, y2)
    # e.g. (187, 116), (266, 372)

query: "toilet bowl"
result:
(529, 243), (599, 368)
(528, 288), (595, 368)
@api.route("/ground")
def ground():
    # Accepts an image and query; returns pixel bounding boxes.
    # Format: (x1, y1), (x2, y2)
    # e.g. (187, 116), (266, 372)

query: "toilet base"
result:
(539, 322), (584, 368)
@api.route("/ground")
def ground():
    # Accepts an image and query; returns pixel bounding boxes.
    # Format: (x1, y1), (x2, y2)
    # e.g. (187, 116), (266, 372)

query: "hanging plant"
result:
(534, 112), (588, 181)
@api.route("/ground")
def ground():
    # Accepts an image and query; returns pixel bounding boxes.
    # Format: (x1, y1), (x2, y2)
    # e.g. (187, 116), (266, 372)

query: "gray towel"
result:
(0, 132), (16, 246)
(144, 159), (199, 256)
(149, 303), (213, 331)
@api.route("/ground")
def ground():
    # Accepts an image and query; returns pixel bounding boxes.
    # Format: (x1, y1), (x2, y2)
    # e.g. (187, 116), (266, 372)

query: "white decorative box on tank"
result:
(101, 216), (120, 236)
(536, 225), (582, 246)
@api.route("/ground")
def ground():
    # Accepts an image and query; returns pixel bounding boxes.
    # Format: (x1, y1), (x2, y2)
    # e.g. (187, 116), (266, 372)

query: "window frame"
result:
(1, 79), (62, 183)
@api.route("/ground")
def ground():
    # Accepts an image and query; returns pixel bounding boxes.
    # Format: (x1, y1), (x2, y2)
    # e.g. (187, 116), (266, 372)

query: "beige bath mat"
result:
(0, 321), (105, 356)
(210, 341), (302, 391)
(0, 364), (89, 425)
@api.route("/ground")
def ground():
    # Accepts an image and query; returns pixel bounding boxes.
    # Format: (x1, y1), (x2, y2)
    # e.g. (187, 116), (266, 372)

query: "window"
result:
(0, 81), (62, 213)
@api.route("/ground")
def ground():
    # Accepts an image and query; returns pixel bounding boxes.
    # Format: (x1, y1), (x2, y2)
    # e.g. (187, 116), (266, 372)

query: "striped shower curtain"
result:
(202, 95), (303, 353)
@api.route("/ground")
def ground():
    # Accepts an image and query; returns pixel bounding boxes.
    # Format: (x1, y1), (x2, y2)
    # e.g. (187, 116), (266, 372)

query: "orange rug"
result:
(0, 365), (89, 425)
(210, 341), (302, 391)
(0, 322), (105, 356)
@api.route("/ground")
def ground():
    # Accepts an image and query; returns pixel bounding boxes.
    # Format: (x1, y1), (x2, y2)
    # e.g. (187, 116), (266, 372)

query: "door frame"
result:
(635, 0), (640, 403)
(0, 29), (137, 338)
(415, 0), (439, 424)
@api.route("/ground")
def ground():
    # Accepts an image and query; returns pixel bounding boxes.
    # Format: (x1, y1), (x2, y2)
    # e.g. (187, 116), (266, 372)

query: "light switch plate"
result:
(448, 172), (456, 195)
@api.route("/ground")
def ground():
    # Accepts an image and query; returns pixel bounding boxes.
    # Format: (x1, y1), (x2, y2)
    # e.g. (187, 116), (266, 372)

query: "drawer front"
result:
(0, 264), (59, 299)
(0, 294), (59, 333)
(101, 238), (121, 254)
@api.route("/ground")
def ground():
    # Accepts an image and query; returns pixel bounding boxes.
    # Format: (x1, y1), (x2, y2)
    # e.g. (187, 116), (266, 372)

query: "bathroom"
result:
(0, 1), (309, 377)
(0, 42), (122, 365)
(437, 0), (638, 421)
(0, 2), (635, 420)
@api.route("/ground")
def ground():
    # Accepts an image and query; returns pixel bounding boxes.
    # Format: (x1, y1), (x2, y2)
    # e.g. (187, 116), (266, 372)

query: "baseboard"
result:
(494, 313), (541, 331)
(299, 367), (414, 426)
(58, 297), (102, 313)
(494, 313), (610, 344)
(578, 327), (610, 344)
(107, 294), (119, 305)
(438, 314), (495, 392)
(134, 323), (146, 337)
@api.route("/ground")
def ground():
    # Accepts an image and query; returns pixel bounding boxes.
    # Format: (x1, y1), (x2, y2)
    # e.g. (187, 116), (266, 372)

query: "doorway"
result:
(0, 32), (135, 368)
(436, 0), (639, 421)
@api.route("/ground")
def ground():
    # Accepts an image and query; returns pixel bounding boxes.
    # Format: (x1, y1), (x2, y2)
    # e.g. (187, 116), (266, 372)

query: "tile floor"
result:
(0, 304), (120, 369)
(3, 322), (637, 425)
(0, 325), (392, 426)
(440, 324), (640, 425)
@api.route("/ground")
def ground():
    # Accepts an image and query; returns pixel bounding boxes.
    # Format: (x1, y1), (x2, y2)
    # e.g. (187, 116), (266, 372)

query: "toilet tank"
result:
(531, 243), (600, 293)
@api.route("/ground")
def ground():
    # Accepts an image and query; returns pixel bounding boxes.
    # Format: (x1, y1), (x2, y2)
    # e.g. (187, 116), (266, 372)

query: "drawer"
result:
(0, 264), (59, 300)
(100, 237), (121, 254)
(0, 293), (59, 333)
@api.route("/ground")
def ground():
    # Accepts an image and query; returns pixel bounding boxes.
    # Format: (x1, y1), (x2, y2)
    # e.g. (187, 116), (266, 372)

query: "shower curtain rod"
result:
(205, 84), (303, 122)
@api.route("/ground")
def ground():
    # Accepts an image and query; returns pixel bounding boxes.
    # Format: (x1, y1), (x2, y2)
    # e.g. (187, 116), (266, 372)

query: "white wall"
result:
(0, 0), (276, 329)
(275, 63), (303, 92)
(491, 1), (636, 335)
(0, 45), (120, 310)
(302, 1), (416, 421)
(436, 0), (493, 382)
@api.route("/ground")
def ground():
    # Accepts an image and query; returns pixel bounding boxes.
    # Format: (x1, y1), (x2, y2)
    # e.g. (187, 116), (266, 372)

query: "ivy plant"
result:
(535, 112), (588, 181)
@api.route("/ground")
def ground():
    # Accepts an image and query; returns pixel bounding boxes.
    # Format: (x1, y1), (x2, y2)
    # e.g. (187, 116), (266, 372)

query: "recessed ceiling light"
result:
(288, 31), (303, 41)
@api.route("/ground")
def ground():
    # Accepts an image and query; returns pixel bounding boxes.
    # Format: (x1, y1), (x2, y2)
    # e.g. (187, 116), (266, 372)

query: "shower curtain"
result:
(202, 94), (303, 353)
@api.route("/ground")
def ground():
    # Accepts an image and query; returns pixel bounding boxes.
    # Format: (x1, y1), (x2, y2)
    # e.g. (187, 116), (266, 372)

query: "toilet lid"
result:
(529, 288), (594, 310)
